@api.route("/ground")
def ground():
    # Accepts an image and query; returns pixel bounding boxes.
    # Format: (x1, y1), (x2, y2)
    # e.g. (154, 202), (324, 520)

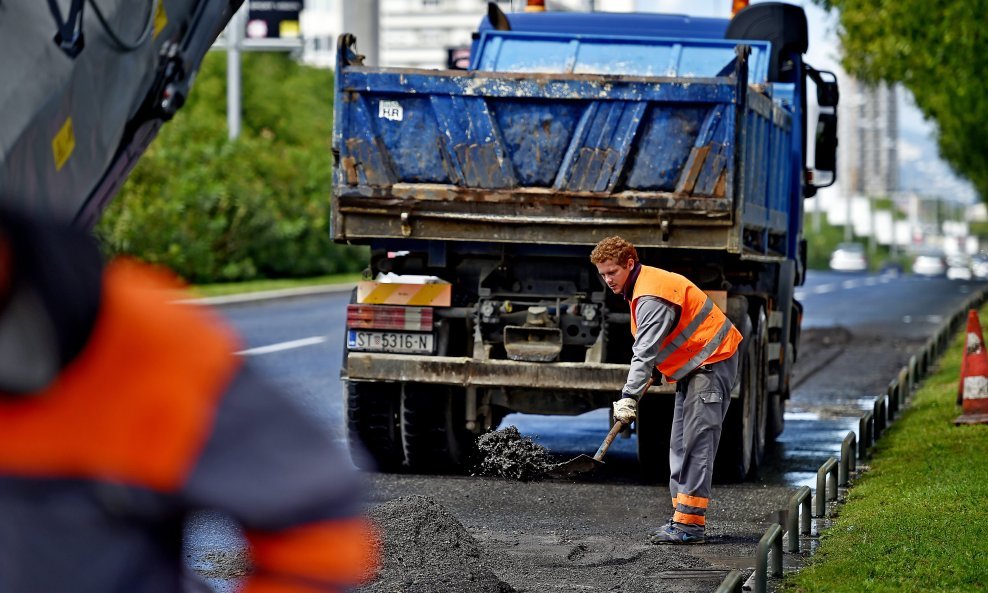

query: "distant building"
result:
(299, 1), (641, 70)
(379, 0), (512, 68)
(299, 0), (513, 69)
(838, 77), (898, 197)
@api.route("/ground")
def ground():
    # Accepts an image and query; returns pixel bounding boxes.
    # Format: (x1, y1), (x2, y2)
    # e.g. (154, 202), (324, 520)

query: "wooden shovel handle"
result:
(593, 420), (626, 461)
(593, 376), (656, 461)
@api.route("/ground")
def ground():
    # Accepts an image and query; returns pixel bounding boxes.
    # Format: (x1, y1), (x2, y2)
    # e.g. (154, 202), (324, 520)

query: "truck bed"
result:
(332, 35), (794, 257)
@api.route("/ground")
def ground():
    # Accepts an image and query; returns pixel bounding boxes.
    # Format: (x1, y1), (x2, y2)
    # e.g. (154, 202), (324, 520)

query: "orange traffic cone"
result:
(955, 312), (988, 425)
(958, 310), (986, 405)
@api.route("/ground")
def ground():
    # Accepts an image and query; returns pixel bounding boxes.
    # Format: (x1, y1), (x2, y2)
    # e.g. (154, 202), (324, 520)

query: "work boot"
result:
(648, 521), (705, 545)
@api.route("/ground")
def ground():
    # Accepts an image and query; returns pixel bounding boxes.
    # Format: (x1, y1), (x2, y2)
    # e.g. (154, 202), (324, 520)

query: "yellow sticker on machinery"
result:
(51, 117), (76, 171)
(357, 281), (451, 307)
(153, 0), (168, 38)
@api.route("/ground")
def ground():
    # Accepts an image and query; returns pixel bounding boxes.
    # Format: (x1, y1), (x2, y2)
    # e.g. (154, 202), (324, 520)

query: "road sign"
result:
(246, 0), (301, 39)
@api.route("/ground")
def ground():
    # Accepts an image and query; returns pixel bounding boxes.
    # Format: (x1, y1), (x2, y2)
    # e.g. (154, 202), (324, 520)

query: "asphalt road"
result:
(186, 271), (987, 592)
(796, 270), (982, 338)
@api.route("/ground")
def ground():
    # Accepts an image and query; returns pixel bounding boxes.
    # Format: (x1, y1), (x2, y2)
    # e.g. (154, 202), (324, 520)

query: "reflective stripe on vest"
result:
(630, 265), (740, 381)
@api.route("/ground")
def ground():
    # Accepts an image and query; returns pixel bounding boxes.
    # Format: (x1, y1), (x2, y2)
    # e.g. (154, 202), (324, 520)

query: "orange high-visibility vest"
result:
(630, 265), (742, 381)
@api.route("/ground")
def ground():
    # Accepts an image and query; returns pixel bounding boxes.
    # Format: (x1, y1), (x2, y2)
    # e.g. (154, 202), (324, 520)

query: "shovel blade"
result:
(547, 454), (604, 478)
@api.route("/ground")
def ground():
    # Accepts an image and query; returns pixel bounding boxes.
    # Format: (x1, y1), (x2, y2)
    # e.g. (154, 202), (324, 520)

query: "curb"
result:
(180, 282), (356, 307)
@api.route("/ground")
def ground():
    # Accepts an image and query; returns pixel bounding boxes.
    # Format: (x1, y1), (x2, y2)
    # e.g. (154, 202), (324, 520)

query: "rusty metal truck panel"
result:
(332, 33), (795, 257)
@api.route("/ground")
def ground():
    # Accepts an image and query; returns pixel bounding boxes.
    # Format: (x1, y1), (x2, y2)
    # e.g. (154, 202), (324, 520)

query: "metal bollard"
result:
(754, 523), (784, 593)
(908, 355), (917, 392)
(815, 457), (838, 517)
(714, 569), (744, 593)
(898, 366), (909, 408)
(873, 396), (886, 440)
(887, 379), (899, 418)
(786, 486), (811, 553)
(839, 431), (856, 486)
(858, 410), (873, 460)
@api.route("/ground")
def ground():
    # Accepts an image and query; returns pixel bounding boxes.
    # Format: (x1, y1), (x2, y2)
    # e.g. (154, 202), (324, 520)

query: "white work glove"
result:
(612, 397), (638, 424)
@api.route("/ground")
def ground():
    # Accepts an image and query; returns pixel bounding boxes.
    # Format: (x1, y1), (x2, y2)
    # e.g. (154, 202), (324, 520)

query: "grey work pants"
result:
(668, 349), (740, 534)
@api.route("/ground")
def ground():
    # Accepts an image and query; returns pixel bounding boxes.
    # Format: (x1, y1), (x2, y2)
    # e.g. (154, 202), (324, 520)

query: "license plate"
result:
(347, 330), (434, 354)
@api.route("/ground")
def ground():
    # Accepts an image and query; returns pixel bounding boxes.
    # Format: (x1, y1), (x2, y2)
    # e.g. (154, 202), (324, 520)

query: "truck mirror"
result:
(814, 111), (838, 184)
(805, 65), (839, 107)
(817, 80), (839, 108)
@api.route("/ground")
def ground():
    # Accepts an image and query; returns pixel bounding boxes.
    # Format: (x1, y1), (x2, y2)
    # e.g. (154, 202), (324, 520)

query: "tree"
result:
(98, 52), (367, 282)
(816, 0), (987, 202)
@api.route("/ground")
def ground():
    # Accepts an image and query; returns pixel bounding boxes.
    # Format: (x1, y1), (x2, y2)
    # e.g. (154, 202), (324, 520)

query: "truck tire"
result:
(715, 299), (756, 482)
(637, 391), (674, 483)
(342, 286), (405, 471)
(344, 380), (404, 472)
(400, 382), (475, 473)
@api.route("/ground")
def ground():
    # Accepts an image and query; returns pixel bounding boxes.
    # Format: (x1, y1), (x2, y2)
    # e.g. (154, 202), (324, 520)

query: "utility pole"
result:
(227, 5), (245, 140)
(867, 194), (875, 259)
(219, 2), (304, 140)
(845, 193), (853, 242)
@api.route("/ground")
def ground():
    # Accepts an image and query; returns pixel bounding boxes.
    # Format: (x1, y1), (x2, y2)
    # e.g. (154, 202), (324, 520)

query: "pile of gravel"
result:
(473, 425), (554, 481)
(360, 495), (514, 593)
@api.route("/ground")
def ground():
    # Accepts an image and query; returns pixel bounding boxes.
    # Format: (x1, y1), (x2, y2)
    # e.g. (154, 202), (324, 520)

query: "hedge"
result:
(98, 52), (367, 283)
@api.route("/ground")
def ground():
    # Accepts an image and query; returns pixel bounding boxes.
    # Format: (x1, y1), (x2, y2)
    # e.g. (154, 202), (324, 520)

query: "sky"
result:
(627, 0), (978, 203)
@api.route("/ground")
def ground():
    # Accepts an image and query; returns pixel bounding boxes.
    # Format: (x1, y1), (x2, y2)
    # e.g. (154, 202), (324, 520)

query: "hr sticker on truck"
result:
(379, 101), (403, 122)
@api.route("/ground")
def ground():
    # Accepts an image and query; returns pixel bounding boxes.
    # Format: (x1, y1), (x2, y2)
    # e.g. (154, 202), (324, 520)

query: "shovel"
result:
(548, 377), (655, 478)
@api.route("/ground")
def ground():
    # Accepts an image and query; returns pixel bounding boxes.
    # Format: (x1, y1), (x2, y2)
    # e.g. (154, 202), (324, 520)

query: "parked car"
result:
(829, 242), (868, 272)
(912, 251), (947, 277)
(946, 254), (973, 281)
(972, 254), (988, 279)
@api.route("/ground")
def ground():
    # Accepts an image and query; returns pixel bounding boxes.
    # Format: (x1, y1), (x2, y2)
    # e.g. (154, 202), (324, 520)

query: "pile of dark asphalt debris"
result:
(359, 427), (552, 592)
(360, 495), (515, 593)
(472, 425), (555, 481)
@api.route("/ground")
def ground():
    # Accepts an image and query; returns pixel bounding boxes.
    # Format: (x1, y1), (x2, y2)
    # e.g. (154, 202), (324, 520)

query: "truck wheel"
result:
(750, 306), (769, 476)
(344, 380), (404, 472)
(715, 301), (755, 482)
(637, 392), (674, 483)
(400, 383), (475, 473)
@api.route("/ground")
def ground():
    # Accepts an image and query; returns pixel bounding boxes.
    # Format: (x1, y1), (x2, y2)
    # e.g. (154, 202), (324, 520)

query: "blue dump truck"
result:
(335, 2), (839, 482)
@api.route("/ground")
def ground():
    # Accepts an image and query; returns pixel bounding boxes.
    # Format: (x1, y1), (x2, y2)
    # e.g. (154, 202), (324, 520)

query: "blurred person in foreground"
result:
(0, 207), (379, 592)
(590, 236), (742, 545)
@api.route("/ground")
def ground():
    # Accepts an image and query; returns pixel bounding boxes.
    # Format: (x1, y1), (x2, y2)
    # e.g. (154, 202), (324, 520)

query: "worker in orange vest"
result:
(0, 207), (379, 592)
(591, 236), (742, 544)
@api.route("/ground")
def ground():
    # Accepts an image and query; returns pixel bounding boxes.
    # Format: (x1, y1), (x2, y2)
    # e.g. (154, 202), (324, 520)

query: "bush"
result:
(98, 52), (367, 283)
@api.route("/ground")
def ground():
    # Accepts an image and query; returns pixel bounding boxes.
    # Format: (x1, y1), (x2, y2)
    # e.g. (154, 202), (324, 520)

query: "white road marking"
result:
(813, 284), (835, 294)
(237, 336), (327, 356)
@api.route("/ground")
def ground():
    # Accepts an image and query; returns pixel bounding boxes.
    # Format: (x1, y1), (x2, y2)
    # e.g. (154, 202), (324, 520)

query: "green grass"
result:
(787, 309), (988, 593)
(190, 272), (362, 297)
